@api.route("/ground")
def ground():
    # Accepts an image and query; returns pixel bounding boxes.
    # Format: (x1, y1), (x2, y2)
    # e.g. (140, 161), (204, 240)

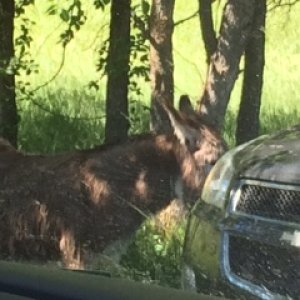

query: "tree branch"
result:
(174, 10), (198, 27)
(198, 0), (217, 63)
(18, 47), (105, 122)
(268, 0), (300, 11)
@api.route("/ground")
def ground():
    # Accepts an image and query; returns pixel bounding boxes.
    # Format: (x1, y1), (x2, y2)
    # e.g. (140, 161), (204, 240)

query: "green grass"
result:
(121, 220), (186, 288)
(18, 89), (105, 153)
(12, 0), (300, 289)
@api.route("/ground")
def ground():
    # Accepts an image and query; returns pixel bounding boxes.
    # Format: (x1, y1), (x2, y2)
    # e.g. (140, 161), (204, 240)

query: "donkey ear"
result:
(178, 94), (202, 124)
(179, 95), (194, 114)
(162, 102), (200, 152)
(151, 101), (174, 135)
(152, 95), (194, 134)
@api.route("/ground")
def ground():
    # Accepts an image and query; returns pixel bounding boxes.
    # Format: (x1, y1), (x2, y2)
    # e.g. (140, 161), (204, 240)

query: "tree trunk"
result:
(105, 0), (131, 144)
(236, 0), (266, 145)
(149, 0), (175, 133)
(198, 0), (217, 64)
(198, 0), (256, 131)
(0, 0), (18, 147)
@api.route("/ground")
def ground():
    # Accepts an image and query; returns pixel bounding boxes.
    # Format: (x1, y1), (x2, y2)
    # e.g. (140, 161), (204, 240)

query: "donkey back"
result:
(0, 96), (227, 268)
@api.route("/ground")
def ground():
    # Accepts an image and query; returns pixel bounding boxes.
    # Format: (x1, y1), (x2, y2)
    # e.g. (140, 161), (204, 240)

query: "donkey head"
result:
(154, 95), (227, 205)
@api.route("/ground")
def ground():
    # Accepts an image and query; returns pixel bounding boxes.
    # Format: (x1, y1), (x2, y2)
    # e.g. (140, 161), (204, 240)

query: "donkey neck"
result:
(81, 134), (185, 213)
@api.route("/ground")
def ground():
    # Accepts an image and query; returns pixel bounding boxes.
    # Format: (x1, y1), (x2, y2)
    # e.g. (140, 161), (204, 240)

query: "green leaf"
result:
(155, 244), (164, 253)
(141, 0), (150, 15)
(140, 54), (148, 62)
(88, 81), (99, 91)
(94, 0), (110, 10)
(94, 1), (104, 10)
(60, 9), (70, 22)
(46, 5), (57, 15)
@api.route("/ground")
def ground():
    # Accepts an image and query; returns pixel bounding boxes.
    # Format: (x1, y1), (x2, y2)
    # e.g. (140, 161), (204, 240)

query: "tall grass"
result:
(18, 89), (105, 153)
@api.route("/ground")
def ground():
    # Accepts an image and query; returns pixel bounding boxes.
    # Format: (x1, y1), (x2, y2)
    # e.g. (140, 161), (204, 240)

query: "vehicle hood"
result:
(234, 125), (300, 185)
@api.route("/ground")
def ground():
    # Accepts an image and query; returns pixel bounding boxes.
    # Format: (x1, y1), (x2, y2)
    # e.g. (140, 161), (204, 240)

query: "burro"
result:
(0, 96), (227, 269)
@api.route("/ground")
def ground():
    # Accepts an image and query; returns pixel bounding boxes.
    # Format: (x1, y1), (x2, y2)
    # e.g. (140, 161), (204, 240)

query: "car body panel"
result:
(231, 125), (300, 184)
(182, 126), (300, 299)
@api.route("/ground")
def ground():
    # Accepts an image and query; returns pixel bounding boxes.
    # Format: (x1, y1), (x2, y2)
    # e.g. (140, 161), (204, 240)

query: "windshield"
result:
(0, 0), (299, 298)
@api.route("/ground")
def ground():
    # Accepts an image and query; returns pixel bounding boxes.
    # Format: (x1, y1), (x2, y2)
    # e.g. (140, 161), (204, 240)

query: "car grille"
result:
(228, 235), (300, 299)
(235, 183), (300, 224)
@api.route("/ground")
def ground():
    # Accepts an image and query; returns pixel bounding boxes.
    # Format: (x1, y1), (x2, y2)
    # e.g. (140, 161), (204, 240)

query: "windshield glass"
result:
(0, 0), (299, 298)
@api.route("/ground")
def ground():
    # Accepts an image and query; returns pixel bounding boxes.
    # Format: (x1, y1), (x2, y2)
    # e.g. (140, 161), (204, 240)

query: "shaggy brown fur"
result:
(0, 97), (227, 268)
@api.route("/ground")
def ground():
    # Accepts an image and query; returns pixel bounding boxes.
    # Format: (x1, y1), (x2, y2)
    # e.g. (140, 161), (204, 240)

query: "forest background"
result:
(7, 0), (300, 153)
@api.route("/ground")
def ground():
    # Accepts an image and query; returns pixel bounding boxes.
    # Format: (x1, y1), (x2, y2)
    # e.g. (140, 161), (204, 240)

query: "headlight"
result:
(201, 150), (235, 209)
(201, 138), (263, 209)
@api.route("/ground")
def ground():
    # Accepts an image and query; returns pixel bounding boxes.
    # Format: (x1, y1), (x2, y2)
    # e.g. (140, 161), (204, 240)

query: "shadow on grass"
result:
(19, 109), (105, 154)
(18, 89), (106, 153)
(17, 89), (152, 154)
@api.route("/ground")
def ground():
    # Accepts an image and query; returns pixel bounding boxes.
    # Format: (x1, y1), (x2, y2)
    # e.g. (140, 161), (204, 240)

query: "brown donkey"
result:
(0, 96), (227, 268)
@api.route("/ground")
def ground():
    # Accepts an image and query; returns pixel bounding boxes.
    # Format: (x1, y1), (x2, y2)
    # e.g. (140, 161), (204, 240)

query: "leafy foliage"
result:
(129, 1), (150, 98)
(14, 1), (38, 104)
(15, 0), (35, 17)
(129, 100), (150, 135)
(92, 1), (150, 91)
(94, 0), (110, 10)
(121, 220), (186, 288)
(58, 0), (87, 47)
(14, 18), (36, 75)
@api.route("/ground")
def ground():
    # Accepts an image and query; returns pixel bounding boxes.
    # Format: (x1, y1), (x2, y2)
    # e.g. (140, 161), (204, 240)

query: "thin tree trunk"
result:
(198, 0), (217, 64)
(198, 0), (256, 131)
(149, 0), (175, 133)
(105, 0), (131, 144)
(0, 0), (18, 147)
(236, 0), (266, 145)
